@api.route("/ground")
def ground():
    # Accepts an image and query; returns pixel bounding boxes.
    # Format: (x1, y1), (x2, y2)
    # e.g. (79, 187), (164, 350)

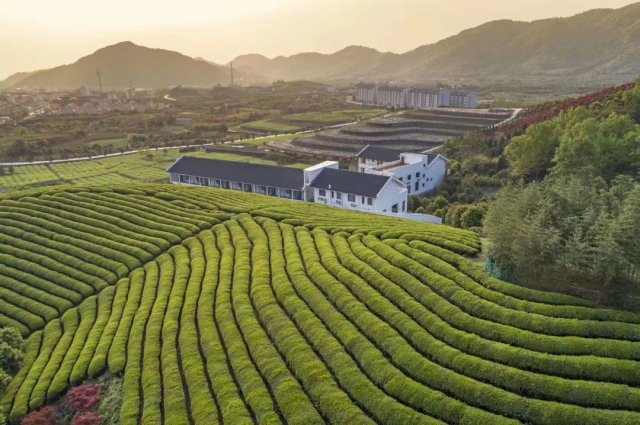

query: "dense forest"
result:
(411, 81), (640, 306)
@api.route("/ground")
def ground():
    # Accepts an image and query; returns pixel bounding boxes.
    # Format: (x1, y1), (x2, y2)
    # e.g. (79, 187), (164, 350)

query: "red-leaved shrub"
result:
(21, 406), (57, 425)
(71, 412), (100, 425)
(67, 385), (100, 412)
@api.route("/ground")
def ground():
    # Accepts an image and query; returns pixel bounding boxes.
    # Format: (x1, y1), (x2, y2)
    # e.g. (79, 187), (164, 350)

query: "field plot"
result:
(1, 185), (640, 424)
(0, 152), (309, 192)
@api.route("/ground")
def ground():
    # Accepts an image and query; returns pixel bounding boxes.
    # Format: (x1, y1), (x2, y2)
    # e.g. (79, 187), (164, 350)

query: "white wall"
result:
(373, 179), (408, 213)
(310, 178), (407, 215)
(363, 154), (448, 196)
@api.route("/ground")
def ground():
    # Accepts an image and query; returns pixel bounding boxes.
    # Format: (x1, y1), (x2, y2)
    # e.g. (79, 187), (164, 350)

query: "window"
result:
(415, 172), (420, 178)
(361, 196), (365, 203)
(407, 174), (412, 180)
(399, 177), (403, 182)
(415, 181), (419, 191)
(348, 194), (356, 202)
(366, 197), (373, 206)
(402, 201), (406, 212)
(319, 189), (326, 197)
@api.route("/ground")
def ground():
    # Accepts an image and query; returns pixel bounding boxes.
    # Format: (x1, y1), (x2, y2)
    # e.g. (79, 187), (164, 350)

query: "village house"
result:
(167, 149), (448, 218)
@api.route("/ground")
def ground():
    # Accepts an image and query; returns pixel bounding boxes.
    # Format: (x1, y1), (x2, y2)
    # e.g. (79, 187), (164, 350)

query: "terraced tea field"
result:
(275, 109), (515, 157)
(1, 185), (640, 424)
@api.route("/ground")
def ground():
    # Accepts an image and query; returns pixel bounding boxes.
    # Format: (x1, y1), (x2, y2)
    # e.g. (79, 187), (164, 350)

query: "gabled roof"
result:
(309, 167), (392, 198)
(357, 145), (404, 162)
(167, 156), (304, 190)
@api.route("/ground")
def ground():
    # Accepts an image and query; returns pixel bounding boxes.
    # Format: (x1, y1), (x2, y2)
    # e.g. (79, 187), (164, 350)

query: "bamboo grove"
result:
(1, 185), (640, 424)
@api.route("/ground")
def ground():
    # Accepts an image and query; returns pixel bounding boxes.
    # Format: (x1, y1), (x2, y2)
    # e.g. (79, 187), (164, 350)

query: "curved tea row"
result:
(1, 186), (640, 424)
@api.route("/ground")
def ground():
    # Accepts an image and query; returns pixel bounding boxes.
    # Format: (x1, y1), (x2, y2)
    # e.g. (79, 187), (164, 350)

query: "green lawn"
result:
(0, 150), (310, 192)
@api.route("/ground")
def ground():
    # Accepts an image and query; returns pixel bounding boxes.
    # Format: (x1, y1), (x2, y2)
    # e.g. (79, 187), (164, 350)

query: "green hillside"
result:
(1, 185), (640, 424)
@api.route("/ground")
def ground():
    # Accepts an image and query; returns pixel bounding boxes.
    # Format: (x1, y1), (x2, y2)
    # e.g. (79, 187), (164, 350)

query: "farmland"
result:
(0, 151), (310, 192)
(1, 184), (640, 424)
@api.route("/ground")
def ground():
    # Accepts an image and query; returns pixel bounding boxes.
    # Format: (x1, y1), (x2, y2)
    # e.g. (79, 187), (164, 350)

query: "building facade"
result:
(357, 146), (449, 196)
(354, 83), (477, 109)
(167, 156), (307, 201)
(167, 156), (409, 215)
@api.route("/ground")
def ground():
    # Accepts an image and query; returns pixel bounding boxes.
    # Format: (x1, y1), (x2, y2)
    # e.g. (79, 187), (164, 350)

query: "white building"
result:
(376, 86), (408, 108)
(357, 145), (449, 196)
(354, 84), (477, 109)
(354, 83), (377, 104)
(167, 156), (409, 214)
(305, 161), (408, 214)
(449, 90), (478, 109)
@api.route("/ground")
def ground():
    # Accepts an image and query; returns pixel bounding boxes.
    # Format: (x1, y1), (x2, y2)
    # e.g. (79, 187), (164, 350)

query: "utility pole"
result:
(96, 69), (104, 94)
(229, 62), (234, 86)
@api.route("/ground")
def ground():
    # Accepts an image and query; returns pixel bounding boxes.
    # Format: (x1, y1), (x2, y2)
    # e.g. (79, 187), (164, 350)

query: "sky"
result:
(1, 0), (637, 79)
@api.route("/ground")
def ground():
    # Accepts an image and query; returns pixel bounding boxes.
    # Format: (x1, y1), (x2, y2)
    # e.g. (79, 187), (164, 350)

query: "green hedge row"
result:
(139, 255), (174, 425)
(0, 223), (129, 278)
(407, 240), (640, 322)
(213, 223), (286, 424)
(198, 231), (255, 425)
(304, 228), (640, 424)
(0, 265), (81, 307)
(346, 235), (640, 386)
(120, 262), (160, 425)
(327, 233), (640, 409)
(285, 224), (508, 425)
(363, 236), (640, 360)
(390, 241), (640, 340)
(0, 202), (163, 256)
(275, 221), (444, 425)
(28, 310), (77, 409)
(87, 279), (130, 378)
(178, 240), (220, 425)
(70, 286), (116, 384)
(244, 217), (377, 424)
(229, 217), (324, 425)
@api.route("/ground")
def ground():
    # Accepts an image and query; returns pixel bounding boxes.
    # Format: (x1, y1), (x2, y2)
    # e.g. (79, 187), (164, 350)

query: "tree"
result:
(461, 205), (486, 229)
(0, 327), (24, 425)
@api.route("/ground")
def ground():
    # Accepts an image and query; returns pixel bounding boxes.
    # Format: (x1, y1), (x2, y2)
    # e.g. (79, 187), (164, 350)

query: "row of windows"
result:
(317, 189), (373, 205)
(172, 174), (302, 200)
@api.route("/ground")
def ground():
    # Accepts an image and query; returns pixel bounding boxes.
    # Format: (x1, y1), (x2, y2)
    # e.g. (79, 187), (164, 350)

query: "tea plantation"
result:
(1, 185), (639, 424)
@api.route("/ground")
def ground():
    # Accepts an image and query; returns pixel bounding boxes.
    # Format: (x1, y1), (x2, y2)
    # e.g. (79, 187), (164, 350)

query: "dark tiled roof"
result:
(309, 168), (391, 198)
(167, 156), (304, 190)
(357, 145), (404, 162)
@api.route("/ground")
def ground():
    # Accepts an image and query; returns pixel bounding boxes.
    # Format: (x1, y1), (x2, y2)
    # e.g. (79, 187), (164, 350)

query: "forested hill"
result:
(232, 2), (640, 85)
(4, 42), (237, 90)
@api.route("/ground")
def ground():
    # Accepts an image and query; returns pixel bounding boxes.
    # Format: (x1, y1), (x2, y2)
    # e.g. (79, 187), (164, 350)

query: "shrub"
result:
(70, 412), (100, 425)
(67, 385), (100, 412)
(20, 406), (57, 425)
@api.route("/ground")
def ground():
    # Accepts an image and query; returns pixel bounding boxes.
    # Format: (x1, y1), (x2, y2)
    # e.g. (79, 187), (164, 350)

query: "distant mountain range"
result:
(3, 2), (640, 90)
(0, 42), (240, 90)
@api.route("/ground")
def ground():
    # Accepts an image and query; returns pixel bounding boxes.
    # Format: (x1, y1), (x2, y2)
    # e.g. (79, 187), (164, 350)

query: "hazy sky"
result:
(2, 0), (637, 79)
